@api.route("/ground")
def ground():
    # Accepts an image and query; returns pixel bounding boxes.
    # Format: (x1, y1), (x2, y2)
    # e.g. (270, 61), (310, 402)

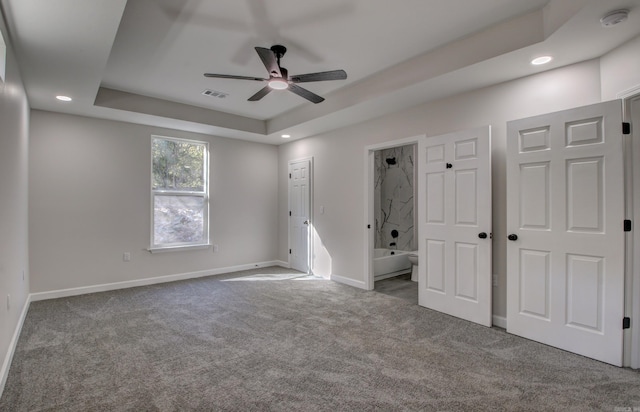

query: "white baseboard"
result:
(330, 274), (367, 290)
(30, 260), (287, 302)
(1, 294), (31, 399)
(492, 315), (507, 329)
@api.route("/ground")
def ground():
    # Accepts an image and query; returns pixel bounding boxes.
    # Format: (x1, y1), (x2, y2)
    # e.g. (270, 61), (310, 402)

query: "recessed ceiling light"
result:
(56, 95), (72, 101)
(531, 56), (552, 66)
(281, 134), (291, 138)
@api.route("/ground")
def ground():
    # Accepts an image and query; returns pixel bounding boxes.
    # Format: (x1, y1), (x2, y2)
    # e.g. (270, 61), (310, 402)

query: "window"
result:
(151, 136), (209, 250)
(0, 29), (6, 83)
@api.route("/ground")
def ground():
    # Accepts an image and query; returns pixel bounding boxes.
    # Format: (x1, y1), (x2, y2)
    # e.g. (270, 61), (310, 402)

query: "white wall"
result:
(278, 59), (603, 316)
(601, 34), (640, 100)
(29, 111), (279, 293)
(0, 10), (30, 394)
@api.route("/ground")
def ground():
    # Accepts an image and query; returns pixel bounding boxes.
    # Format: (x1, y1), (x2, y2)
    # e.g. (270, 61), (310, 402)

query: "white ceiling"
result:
(2, 0), (640, 144)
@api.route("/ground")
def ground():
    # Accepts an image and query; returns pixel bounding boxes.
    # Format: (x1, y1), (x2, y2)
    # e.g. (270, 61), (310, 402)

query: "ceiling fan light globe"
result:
(268, 79), (289, 90)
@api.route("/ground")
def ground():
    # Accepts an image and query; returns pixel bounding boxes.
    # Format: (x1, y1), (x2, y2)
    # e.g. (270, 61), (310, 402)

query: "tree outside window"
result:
(151, 136), (209, 249)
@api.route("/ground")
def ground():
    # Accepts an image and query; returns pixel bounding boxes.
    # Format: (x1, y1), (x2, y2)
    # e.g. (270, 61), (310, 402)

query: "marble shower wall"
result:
(374, 144), (416, 251)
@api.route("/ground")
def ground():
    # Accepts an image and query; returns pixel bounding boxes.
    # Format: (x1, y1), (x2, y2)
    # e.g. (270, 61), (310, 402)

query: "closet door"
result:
(417, 126), (492, 326)
(506, 101), (624, 366)
(289, 159), (311, 273)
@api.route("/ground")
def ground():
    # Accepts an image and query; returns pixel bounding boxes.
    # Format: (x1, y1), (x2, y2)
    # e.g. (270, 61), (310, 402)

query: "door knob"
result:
(446, 163), (453, 169)
(303, 220), (309, 225)
(478, 232), (488, 239)
(507, 234), (518, 241)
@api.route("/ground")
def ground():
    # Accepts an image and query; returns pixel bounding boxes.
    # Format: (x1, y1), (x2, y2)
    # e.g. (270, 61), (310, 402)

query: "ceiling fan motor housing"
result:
(270, 44), (287, 58)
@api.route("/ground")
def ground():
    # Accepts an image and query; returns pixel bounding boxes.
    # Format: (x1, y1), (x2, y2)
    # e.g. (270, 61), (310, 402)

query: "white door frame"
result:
(364, 135), (423, 291)
(620, 86), (640, 368)
(288, 157), (313, 274)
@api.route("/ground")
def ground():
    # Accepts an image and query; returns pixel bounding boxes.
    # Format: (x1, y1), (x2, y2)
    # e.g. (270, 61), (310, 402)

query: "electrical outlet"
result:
(123, 252), (131, 262)
(213, 244), (219, 253)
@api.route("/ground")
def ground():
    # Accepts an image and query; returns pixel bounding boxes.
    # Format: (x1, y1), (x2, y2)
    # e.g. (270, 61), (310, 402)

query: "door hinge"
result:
(622, 122), (631, 135)
(289, 173), (292, 179)
(289, 211), (292, 217)
(289, 249), (292, 255)
(624, 219), (632, 232)
(367, 224), (371, 229)
(623, 317), (631, 329)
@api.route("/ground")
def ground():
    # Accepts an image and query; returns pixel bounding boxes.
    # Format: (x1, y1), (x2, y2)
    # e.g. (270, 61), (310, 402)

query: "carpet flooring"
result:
(374, 273), (417, 304)
(1, 266), (639, 411)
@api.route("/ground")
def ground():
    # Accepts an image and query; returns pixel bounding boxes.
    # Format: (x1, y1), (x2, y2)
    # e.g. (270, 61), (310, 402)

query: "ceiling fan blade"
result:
(255, 47), (282, 78)
(204, 73), (267, 81)
(248, 85), (273, 101)
(288, 83), (324, 104)
(290, 70), (347, 83)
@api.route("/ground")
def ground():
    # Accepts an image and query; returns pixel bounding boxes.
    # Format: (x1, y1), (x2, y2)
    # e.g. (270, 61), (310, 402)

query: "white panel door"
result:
(506, 101), (624, 366)
(289, 159), (311, 273)
(418, 126), (492, 326)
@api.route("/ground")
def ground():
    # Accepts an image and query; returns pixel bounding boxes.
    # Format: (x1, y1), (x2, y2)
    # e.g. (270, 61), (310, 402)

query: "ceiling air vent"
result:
(202, 89), (228, 99)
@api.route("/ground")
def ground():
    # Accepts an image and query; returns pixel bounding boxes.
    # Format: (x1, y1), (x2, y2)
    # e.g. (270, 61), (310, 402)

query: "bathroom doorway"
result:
(364, 135), (423, 300)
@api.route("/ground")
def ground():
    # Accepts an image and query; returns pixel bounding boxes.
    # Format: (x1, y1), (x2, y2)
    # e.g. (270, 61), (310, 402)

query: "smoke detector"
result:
(600, 9), (629, 27)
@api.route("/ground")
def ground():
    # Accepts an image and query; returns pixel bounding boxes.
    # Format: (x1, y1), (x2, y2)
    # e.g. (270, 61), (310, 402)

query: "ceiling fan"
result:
(204, 45), (347, 104)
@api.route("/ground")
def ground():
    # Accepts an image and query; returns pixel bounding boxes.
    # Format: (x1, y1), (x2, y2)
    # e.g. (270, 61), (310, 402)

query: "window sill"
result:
(148, 244), (211, 254)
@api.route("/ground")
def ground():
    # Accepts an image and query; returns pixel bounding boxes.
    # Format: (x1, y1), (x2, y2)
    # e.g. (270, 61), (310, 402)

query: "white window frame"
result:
(0, 29), (6, 83)
(149, 135), (210, 252)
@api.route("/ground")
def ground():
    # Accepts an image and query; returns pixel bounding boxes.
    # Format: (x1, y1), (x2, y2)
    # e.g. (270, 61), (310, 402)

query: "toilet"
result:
(408, 252), (418, 282)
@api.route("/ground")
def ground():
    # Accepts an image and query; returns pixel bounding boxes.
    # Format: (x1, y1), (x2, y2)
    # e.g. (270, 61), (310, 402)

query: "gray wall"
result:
(0, 9), (30, 391)
(278, 59), (606, 318)
(29, 111), (279, 293)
